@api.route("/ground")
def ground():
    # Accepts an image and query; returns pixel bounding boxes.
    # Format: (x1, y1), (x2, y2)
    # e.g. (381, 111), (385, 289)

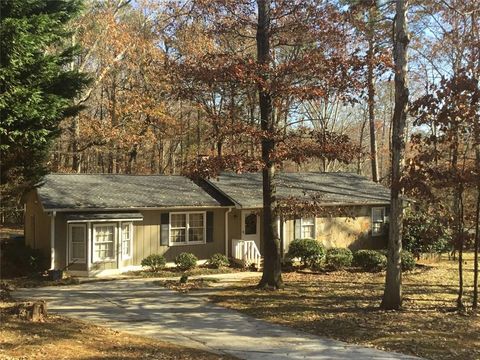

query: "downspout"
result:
(50, 211), (56, 269)
(225, 207), (233, 257)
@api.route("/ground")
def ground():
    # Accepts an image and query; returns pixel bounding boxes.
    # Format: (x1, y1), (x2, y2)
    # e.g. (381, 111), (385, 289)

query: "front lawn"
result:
(209, 253), (480, 360)
(0, 303), (234, 360)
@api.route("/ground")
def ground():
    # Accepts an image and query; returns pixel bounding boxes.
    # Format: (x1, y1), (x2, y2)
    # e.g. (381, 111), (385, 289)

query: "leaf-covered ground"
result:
(0, 304), (234, 360)
(209, 254), (480, 360)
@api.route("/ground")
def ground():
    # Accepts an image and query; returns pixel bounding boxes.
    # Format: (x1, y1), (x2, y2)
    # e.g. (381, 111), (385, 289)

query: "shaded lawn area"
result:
(209, 254), (480, 360)
(0, 306), (234, 360)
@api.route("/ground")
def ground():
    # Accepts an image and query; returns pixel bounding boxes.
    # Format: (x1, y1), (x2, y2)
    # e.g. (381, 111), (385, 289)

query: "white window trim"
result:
(371, 207), (386, 237)
(68, 223), (87, 264)
(92, 223), (117, 263)
(300, 217), (316, 239)
(120, 222), (133, 260)
(169, 211), (206, 246)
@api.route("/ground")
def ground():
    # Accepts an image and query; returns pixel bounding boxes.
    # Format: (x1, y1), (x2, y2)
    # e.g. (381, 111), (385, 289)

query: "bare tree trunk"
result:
(257, 0), (282, 290)
(357, 110), (367, 175)
(474, 157), (479, 309)
(381, 0), (409, 310)
(471, 10), (479, 311)
(456, 186), (465, 310)
(71, 116), (81, 173)
(367, 9), (379, 182)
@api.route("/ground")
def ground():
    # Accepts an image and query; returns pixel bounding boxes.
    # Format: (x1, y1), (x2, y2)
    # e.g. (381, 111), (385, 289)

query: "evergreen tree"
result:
(0, 0), (89, 206)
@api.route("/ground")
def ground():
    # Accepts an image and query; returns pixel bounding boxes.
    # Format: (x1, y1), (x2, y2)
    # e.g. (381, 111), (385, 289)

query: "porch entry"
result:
(67, 221), (134, 270)
(241, 210), (260, 249)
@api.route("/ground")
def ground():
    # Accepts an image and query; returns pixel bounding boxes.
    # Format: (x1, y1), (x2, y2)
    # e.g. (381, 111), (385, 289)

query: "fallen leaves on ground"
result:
(209, 253), (480, 360)
(0, 303), (235, 360)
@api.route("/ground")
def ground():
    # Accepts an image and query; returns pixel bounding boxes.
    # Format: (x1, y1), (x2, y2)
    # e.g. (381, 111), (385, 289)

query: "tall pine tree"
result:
(0, 0), (89, 206)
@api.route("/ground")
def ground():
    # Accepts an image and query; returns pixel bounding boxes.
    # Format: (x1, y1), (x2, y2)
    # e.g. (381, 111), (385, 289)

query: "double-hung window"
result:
(371, 207), (386, 236)
(301, 218), (315, 239)
(170, 212), (205, 245)
(121, 222), (133, 259)
(295, 217), (316, 239)
(93, 224), (115, 261)
(69, 224), (86, 263)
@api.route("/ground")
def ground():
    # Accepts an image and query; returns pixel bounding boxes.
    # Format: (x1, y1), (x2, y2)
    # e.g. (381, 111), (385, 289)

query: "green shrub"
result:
(287, 238), (325, 268)
(208, 253), (229, 269)
(325, 248), (353, 270)
(141, 254), (166, 272)
(401, 251), (416, 271)
(403, 209), (450, 255)
(353, 250), (387, 272)
(175, 252), (198, 271)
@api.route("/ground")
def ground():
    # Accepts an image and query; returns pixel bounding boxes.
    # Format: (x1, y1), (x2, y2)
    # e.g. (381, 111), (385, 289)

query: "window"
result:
(170, 214), (187, 243)
(170, 212), (205, 245)
(69, 224), (86, 263)
(372, 207), (386, 236)
(244, 213), (257, 235)
(294, 217), (316, 239)
(301, 218), (315, 239)
(121, 222), (133, 259)
(93, 224), (115, 261)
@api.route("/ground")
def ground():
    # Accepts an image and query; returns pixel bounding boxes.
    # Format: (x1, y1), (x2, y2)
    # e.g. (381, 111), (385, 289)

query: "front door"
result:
(241, 210), (260, 249)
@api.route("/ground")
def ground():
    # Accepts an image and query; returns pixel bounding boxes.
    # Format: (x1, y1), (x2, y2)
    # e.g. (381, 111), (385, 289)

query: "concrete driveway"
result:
(14, 278), (419, 360)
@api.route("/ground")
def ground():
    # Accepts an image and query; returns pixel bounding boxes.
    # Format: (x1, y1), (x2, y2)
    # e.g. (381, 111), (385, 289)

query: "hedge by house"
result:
(353, 250), (387, 272)
(287, 238), (326, 268)
(175, 252), (198, 271)
(325, 248), (353, 270)
(208, 253), (229, 269)
(141, 254), (166, 272)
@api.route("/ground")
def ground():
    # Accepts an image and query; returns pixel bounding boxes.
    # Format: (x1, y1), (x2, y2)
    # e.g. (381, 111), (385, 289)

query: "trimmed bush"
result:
(141, 254), (166, 272)
(401, 251), (416, 271)
(208, 253), (230, 269)
(325, 248), (353, 270)
(287, 238), (325, 268)
(175, 252), (198, 271)
(353, 250), (387, 272)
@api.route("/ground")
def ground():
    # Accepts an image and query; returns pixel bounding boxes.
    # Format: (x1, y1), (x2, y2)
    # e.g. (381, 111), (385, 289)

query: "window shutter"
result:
(206, 211), (214, 243)
(294, 219), (301, 239)
(160, 213), (169, 246)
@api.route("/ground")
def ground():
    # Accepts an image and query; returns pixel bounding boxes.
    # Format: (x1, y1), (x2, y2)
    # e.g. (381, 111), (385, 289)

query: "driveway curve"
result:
(14, 278), (419, 360)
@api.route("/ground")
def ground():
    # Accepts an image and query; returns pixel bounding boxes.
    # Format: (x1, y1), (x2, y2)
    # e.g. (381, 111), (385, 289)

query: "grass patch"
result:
(0, 302), (234, 359)
(209, 253), (480, 360)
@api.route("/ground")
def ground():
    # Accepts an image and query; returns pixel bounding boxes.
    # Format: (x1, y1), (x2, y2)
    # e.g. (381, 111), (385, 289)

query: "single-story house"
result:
(24, 172), (391, 276)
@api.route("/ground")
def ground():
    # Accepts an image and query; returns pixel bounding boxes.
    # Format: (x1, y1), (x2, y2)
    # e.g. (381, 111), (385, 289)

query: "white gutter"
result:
(50, 211), (56, 269)
(225, 207), (233, 257)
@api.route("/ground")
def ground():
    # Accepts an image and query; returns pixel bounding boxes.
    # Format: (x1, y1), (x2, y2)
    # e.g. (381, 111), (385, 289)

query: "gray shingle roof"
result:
(207, 172), (391, 208)
(38, 174), (224, 210)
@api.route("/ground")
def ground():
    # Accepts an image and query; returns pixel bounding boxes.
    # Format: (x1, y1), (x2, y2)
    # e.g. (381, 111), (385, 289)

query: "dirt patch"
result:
(209, 253), (480, 360)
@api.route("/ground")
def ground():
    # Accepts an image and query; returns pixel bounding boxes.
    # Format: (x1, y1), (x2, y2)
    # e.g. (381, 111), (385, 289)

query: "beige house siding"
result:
(132, 208), (226, 263)
(282, 205), (388, 252)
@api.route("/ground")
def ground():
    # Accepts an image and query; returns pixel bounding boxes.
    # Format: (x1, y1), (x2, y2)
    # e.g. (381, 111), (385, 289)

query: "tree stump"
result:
(16, 301), (47, 322)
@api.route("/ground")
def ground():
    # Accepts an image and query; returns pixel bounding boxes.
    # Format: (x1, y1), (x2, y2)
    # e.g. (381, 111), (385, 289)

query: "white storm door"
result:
(241, 210), (260, 248)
